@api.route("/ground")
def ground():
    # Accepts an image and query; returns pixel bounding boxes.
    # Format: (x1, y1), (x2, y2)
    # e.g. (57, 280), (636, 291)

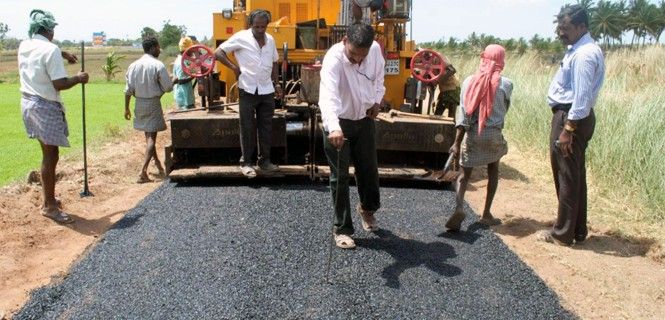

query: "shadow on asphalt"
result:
(437, 222), (489, 244)
(112, 212), (145, 230)
(356, 229), (462, 289)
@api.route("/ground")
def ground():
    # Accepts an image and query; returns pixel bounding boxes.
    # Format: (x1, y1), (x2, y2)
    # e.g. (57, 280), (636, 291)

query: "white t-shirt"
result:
(218, 29), (278, 95)
(18, 34), (68, 103)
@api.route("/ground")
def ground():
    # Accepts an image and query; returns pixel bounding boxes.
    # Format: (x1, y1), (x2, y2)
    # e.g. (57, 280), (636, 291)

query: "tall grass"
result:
(448, 47), (664, 223)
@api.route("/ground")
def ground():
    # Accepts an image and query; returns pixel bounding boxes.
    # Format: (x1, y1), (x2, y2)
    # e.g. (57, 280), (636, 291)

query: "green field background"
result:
(0, 82), (174, 184)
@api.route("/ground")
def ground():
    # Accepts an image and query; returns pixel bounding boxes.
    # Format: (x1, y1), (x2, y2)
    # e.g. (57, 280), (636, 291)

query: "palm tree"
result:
(654, 0), (665, 43)
(577, 0), (596, 12)
(591, 0), (626, 47)
(636, 2), (662, 44)
(627, 0), (649, 45)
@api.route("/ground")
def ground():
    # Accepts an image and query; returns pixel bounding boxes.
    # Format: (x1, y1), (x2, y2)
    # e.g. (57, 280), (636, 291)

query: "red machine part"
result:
(409, 49), (446, 83)
(181, 45), (215, 77)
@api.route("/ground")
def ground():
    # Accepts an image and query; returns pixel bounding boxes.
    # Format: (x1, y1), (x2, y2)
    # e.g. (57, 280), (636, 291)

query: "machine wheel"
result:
(181, 45), (215, 77)
(410, 49), (446, 84)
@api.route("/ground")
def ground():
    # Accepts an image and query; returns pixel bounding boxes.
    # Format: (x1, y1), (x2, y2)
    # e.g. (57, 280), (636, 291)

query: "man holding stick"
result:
(318, 23), (385, 249)
(18, 9), (89, 224)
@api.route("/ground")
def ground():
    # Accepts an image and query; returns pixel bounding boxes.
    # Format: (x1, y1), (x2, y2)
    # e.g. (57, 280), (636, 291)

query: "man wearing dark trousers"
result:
(538, 4), (605, 246)
(319, 23), (385, 249)
(215, 9), (283, 178)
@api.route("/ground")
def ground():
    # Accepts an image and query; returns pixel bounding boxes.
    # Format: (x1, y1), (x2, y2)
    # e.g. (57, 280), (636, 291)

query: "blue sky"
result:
(2, 0), (579, 43)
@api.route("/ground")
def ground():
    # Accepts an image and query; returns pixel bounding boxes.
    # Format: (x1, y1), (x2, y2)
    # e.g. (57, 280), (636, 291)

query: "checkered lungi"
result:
(21, 93), (70, 147)
(133, 97), (166, 132)
(460, 126), (508, 168)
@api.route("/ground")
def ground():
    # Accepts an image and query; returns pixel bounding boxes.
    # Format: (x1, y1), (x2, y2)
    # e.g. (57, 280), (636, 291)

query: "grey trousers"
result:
(549, 109), (596, 244)
(323, 117), (381, 236)
(238, 89), (275, 166)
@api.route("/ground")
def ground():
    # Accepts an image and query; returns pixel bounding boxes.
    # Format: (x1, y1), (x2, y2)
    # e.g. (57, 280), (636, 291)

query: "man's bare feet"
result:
(479, 214), (502, 226)
(41, 209), (74, 224)
(155, 161), (165, 176)
(445, 210), (466, 232)
(136, 173), (152, 184)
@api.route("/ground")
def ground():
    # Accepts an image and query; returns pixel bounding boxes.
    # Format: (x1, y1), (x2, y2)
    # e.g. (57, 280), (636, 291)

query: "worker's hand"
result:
(124, 109), (131, 120)
(274, 84), (283, 100)
(449, 143), (460, 159)
(328, 130), (345, 150)
(556, 130), (574, 157)
(61, 51), (78, 64)
(366, 103), (380, 119)
(77, 71), (89, 84)
(232, 66), (241, 79)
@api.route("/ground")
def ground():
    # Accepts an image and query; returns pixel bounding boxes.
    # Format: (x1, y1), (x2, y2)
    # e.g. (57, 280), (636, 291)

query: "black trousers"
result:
(323, 118), (381, 236)
(238, 89), (275, 166)
(549, 109), (596, 244)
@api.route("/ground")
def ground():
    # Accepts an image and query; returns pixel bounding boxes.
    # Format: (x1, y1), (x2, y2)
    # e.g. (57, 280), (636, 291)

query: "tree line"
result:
(421, 0), (665, 54)
(0, 20), (200, 54)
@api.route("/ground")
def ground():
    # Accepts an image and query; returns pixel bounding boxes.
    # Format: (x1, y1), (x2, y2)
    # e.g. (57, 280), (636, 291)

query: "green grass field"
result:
(0, 47), (177, 185)
(0, 82), (174, 186)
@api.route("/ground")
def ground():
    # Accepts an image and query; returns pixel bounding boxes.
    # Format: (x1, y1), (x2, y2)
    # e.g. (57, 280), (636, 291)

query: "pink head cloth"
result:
(463, 44), (505, 134)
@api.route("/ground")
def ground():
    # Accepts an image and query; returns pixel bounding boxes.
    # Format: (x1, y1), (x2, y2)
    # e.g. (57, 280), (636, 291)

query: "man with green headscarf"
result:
(18, 9), (89, 224)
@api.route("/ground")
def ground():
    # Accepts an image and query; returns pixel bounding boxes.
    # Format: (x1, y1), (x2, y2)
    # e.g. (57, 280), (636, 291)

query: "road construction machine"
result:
(165, 0), (456, 182)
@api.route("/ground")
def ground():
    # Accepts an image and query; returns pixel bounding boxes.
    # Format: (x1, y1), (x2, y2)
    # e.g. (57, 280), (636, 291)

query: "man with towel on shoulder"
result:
(18, 9), (89, 224)
(124, 36), (173, 183)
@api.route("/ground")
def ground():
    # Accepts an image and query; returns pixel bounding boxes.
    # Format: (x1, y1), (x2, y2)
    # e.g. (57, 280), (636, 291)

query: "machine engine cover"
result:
(170, 113), (286, 149)
(375, 118), (454, 153)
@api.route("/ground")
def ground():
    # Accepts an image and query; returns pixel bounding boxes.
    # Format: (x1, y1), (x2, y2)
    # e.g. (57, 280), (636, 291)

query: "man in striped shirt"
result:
(539, 4), (605, 246)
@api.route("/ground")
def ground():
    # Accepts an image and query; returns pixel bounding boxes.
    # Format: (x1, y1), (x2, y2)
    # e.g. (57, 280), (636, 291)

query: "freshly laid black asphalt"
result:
(15, 180), (575, 319)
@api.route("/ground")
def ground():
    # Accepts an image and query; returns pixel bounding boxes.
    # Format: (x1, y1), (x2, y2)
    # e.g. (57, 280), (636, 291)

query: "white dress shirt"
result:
(318, 41), (385, 132)
(124, 54), (173, 98)
(18, 34), (68, 103)
(218, 29), (278, 95)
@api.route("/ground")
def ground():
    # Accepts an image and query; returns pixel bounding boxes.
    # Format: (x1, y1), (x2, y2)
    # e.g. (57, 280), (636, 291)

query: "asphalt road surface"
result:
(16, 180), (575, 319)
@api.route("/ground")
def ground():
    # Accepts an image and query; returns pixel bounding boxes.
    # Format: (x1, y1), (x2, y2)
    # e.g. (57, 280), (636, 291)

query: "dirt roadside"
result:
(1, 127), (664, 319)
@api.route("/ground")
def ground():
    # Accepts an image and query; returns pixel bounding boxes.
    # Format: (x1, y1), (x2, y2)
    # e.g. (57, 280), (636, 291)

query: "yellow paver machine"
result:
(166, 0), (456, 182)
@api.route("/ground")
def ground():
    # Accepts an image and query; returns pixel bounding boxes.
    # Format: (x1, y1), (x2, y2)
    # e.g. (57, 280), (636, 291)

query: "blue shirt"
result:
(547, 33), (605, 121)
(172, 55), (195, 108)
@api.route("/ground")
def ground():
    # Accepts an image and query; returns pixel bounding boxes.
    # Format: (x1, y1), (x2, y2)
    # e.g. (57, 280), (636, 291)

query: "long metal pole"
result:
(80, 41), (93, 197)
(409, 0), (413, 43)
(316, 0), (321, 49)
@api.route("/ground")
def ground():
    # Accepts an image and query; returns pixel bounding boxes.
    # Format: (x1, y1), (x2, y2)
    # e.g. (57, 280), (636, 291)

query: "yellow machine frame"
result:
(212, 0), (417, 109)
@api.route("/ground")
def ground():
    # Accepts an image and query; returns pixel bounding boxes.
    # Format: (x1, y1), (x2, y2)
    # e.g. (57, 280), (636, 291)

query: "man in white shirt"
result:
(18, 9), (89, 224)
(124, 36), (174, 183)
(318, 23), (385, 249)
(215, 9), (283, 178)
